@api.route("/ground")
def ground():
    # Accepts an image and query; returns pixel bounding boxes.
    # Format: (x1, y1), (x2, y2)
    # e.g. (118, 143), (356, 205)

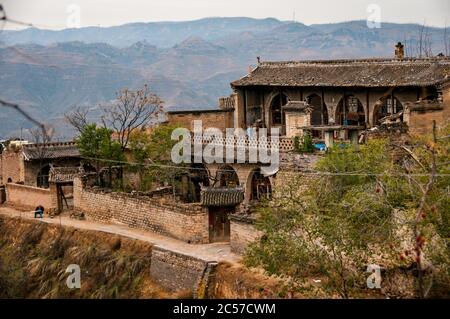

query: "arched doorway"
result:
(270, 93), (288, 127)
(249, 168), (272, 201)
(37, 165), (50, 188)
(216, 165), (239, 187)
(374, 95), (403, 125)
(307, 94), (328, 126)
(336, 95), (365, 126)
(307, 94), (328, 138)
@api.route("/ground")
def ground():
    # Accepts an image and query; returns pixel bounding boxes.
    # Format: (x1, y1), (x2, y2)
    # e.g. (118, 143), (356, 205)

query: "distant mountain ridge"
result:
(1, 17), (283, 48)
(1, 17), (449, 138)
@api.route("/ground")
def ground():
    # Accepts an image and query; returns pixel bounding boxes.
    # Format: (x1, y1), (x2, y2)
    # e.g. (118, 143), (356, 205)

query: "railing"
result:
(191, 135), (294, 152)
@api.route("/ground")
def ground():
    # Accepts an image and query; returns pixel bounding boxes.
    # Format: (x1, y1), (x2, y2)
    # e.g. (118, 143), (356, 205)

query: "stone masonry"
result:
(73, 177), (209, 243)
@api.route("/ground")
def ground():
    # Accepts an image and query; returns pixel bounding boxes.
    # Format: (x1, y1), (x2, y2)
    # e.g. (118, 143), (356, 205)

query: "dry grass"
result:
(0, 215), (181, 299)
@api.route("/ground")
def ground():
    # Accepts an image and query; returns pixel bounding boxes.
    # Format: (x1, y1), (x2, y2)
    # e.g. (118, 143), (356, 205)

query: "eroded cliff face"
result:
(0, 215), (295, 299)
(0, 216), (188, 298)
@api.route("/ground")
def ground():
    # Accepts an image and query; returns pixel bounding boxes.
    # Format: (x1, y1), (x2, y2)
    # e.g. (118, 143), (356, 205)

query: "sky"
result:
(1, 0), (450, 30)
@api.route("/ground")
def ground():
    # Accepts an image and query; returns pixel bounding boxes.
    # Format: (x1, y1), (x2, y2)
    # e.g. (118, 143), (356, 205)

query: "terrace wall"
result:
(5, 183), (57, 211)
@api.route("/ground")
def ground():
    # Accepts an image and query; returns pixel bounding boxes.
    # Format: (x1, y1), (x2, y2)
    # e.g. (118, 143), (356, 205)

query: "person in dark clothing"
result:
(34, 205), (44, 218)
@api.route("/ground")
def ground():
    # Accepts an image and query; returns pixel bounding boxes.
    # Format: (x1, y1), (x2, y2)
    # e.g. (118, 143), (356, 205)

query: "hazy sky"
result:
(1, 0), (450, 30)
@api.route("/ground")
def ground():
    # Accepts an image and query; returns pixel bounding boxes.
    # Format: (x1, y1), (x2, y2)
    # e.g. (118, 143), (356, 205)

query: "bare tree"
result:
(100, 84), (164, 151)
(27, 125), (54, 160)
(444, 22), (449, 57)
(26, 126), (55, 187)
(415, 22), (433, 58)
(64, 106), (89, 134)
(424, 26), (433, 57)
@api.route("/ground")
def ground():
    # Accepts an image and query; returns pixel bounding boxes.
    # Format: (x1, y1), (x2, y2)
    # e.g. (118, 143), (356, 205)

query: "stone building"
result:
(166, 44), (450, 248)
(231, 54), (450, 140)
(0, 141), (81, 187)
(166, 98), (235, 132)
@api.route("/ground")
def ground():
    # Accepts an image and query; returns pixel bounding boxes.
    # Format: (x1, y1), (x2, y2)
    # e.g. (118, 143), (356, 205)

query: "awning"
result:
(201, 187), (245, 207)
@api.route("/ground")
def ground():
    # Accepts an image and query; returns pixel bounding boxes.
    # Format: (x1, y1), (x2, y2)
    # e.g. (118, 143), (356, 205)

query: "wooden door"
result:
(209, 207), (232, 242)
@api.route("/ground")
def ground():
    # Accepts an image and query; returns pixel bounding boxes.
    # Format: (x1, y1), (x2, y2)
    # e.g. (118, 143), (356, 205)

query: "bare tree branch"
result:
(100, 85), (164, 151)
(64, 106), (89, 134)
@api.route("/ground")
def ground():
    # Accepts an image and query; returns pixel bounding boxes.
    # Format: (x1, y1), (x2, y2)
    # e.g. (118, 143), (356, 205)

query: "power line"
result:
(0, 4), (66, 30)
(78, 155), (450, 177)
(0, 98), (48, 139)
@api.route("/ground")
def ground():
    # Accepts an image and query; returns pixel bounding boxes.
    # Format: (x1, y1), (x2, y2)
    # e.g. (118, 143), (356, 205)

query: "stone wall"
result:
(150, 246), (214, 293)
(408, 108), (449, 135)
(230, 215), (262, 255)
(0, 149), (23, 185)
(167, 109), (234, 131)
(73, 177), (209, 243)
(23, 158), (81, 187)
(285, 111), (310, 138)
(5, 183), (57, 211)
(407, 86), (450, 135)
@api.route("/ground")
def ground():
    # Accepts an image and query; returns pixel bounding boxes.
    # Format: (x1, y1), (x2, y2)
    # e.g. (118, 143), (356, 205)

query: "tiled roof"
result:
(231, 58), (450, 88)
(201, 187), (245, 207)
(49, 166), (80, 183)
(22, 142), (80, 160)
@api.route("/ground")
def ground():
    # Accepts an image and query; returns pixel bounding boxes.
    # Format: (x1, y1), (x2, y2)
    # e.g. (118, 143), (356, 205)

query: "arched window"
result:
(270, 93), (288, 126)
(375, 95), (403, 124)
(250, 169), (272, 201)
(336, 95), (365, 125)
(37, 165), (50, 188)
(7, 178), (12, 183)
(217, 165), (239, 187)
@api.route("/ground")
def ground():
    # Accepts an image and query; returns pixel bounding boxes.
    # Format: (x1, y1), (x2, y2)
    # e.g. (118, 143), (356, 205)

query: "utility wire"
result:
(0, 98), (48, 139)
(0, 4), (66, 30)
(78, 155), (450, 177)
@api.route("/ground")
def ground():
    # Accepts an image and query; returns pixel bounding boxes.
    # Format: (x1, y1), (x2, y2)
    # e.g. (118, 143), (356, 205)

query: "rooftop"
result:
(49, 166), (80, 183)
(22, 141), (80, 161)
(282, 100), (311, 111)
(167, 108), (233, 115)
(231, 58), (450, 88)
(201, 187), (245, 207)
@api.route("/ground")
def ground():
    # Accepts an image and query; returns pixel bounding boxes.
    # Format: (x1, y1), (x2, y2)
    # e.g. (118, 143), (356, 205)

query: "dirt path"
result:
(0, 206), (241, 263)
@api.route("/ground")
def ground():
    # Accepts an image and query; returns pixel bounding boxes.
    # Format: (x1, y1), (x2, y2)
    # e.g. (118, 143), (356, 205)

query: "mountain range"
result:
(1, 17), (449, 139)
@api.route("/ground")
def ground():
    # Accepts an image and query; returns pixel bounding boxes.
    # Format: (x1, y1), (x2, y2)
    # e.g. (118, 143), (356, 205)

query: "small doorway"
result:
(55, 182), (74, 213)
(209, 206), (234, 242)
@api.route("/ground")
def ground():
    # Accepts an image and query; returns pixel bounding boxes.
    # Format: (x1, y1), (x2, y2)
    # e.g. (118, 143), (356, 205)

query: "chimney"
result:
(257, 56), (261, 64)
(395, 42), (404, 59)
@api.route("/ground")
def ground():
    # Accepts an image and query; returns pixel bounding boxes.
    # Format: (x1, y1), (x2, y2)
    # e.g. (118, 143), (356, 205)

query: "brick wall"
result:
(409, 109), (449, 135)
(0, 150), (23, 185)
(5, 183), (57, 211)
(407, 86), (450, 135)
(230, 216), (262, 255)
(73, 177), (209, 243)
(167, 110), (234, 131)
